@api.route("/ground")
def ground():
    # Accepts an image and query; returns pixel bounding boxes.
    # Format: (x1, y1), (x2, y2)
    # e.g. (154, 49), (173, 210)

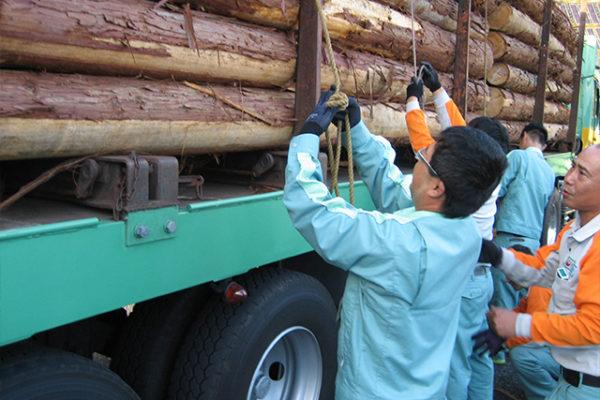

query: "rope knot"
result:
(326, 91), (349, 111)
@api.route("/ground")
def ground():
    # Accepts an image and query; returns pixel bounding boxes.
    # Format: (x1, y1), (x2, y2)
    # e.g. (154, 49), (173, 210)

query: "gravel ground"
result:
(494, 354), (527, 400)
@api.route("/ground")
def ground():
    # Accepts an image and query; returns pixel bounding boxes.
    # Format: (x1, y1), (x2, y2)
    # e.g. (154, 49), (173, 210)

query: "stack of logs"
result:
(476, 0), (576, 142)
(0, 0), (575, 160)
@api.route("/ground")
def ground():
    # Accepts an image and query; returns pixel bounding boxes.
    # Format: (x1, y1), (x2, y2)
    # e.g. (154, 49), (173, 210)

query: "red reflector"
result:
(224, 281), (248, 304)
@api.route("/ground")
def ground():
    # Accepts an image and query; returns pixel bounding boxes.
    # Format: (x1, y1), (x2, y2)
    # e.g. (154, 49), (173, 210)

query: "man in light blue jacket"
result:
(492, 123), (555, 312)
(283, 89), (507, 399)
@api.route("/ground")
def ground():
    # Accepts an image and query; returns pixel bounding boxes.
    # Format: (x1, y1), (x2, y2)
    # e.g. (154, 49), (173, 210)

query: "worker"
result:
(490, 122), (555, 364)
(478, 144), (600, 400)
(405, 62), (509, 400)
(283, 87), (506, 399)
(492, 123), (555, 305)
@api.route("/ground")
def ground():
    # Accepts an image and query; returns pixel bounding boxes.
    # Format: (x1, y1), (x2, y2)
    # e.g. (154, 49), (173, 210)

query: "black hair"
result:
(430, 126), (508, 218)
(522, 122), (548, 145)
(468, 117), (510, 154)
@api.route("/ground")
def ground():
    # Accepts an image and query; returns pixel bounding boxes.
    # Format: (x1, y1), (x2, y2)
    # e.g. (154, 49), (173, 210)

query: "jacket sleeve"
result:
(499, 151), (522, 198)
(344, 121), (414, 213)
(405, 99), (435, 152)
(433, 88), (466, 130)
(283, 134), (423, 292)
(530, 235), (600, 347)
(498, 224), (569, 288)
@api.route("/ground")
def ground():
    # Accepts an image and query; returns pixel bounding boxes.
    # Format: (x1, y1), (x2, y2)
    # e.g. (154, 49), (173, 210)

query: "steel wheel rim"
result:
(247, 326), (322, 400)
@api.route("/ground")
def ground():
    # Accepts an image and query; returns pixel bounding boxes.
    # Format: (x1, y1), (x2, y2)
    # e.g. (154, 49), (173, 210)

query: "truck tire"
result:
(540, 189), (563, 247)
(111, 286), (208, 400)
(0, 342), (139, 400)
(167, 268), (337, 400)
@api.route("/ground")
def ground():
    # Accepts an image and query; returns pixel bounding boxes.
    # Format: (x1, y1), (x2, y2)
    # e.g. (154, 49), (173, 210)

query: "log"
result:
(485, 2), (574, 66)
(0, 0), (483, 105)
(376, 0), (487, 41)
(172, 0), (493, 79)
(488, 32), (573, 84)
(486, 87), (570, 123)
(504, 0), (577, 54)
(0, 70), (441, 160)
(487, 63), (572, 102)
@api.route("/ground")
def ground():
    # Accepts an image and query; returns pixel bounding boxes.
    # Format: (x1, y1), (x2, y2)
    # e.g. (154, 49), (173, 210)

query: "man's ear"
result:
(427, 178), (445, 199)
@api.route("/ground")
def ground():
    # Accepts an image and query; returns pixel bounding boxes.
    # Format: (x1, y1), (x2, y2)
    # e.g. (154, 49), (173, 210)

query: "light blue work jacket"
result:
(495, 147), (555, 240)
(283, 123), (482, 400)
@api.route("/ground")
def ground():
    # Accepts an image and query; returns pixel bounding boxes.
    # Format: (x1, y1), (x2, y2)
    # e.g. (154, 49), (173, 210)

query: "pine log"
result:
(485, 2), (574, 67)
(488, 32), (573, 84)
(0, 70), (442, 160)
(0, 0), (484, 106)
(487, 63), (572, 103)
(375, 0), (487, 41)
(172, 0), (493, 79)
(504, 0), (577, 54)
(486, 87), (570, 123)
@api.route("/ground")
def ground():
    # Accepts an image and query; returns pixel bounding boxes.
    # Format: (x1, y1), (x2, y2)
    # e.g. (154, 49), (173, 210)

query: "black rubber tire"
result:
(540, 189), (563, 246)
(111, 286), (209, 400)
(166, 268), (337, 400)
(0, 342), (139, 400)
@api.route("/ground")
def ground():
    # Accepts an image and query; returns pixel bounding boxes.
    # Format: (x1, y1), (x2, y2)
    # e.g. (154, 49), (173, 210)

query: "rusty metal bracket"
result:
(294, 0), (322, 134)
(453, 0), (471, 116)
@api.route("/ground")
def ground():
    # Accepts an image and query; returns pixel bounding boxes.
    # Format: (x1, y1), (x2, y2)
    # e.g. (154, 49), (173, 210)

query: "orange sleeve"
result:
(433, 89), (466, 129)
(406, 105), (435, 153)
(510, 222), (572, 269)
(444, 100), (466, 127)
(507, 287), (553, 348)
(530, 234), (600, 347)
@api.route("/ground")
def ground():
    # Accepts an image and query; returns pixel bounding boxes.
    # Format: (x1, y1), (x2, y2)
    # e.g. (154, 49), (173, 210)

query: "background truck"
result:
(0, 0), (587, 399)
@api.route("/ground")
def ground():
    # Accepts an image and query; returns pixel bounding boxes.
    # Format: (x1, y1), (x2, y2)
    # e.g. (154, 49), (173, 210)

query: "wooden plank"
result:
(294, 0), (322, 134)
(533, 0), (554, 123)
(567, 11), (587, 151)
(453, 0), (471, 116)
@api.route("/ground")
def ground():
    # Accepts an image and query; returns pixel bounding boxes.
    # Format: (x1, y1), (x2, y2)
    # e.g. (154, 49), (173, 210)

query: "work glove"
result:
(419, 61), (441, 92)
(472, 329), (506, 356)
(479, 239), (503, 266)
(406, 77), (423, 103)
(299, 86), (338, 136)
(332, 96), (361, 131)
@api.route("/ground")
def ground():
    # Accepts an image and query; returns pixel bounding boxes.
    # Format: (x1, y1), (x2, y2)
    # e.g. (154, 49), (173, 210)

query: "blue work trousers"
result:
(491, 232), (540, 309)
(547, 375), (600, 400)
(509, 343), (560, 400)
(446, 266), (494, 400)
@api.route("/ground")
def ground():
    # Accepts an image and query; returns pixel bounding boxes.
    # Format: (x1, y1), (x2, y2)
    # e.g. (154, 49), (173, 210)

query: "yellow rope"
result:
(314, 0), (354, 204)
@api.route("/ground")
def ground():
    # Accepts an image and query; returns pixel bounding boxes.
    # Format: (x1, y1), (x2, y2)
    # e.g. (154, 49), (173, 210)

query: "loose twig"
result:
(0, 155), (94, 211)
(183, 81), (275, 126)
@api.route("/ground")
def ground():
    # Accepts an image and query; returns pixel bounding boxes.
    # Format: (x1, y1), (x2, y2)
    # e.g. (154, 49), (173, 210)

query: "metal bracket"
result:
(125, 206), (178, 246)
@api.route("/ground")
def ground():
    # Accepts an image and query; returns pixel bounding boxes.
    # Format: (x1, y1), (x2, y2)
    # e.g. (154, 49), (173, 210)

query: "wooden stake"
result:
(567, 11), (587, 151)
(533, 0), (553, 124)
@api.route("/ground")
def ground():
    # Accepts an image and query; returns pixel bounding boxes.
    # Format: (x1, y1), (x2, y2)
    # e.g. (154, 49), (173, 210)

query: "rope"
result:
(314, 0), (354, 204)
(483, 0), (489, 116)
(410, 0), (418, 77)
(464, 0), (471, 114)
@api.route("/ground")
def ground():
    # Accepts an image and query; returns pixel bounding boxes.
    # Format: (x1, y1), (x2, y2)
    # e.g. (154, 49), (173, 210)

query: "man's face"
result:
(410, 144), (437, 202)
(563, 146), (600, 212)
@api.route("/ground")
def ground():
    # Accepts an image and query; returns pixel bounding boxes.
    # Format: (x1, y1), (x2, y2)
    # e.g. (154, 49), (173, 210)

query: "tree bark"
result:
(173, 0), (493, 79)
(0, 70), (442, 160)
(376, 0), (487, 41)
(0, 0), (489, 105)
(486, 87), (570, 123)
(487, 63), (572, 102)
(485, 2), (574, 67)
(488, 32), (573, 84)
(497, 119), (567, 142)
(504, 0), (578, 54)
